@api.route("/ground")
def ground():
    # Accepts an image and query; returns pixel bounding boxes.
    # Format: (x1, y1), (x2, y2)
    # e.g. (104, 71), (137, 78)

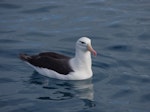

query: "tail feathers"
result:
(19, 54), (31, 61)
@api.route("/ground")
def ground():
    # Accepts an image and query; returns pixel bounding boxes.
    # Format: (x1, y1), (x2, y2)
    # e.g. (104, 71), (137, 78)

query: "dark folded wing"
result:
(39, 52), (71, 59)
(20, 53), (73, 75)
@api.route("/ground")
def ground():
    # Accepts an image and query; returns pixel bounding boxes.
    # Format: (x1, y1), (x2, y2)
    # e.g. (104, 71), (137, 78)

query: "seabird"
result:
(20, 37), (97, 80)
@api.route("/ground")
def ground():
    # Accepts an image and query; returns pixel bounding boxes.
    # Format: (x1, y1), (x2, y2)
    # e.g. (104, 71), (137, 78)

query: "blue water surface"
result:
(0, 0), (150, 112)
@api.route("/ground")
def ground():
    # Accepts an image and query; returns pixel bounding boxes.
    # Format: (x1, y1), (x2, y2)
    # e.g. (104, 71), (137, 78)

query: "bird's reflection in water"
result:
(29, 72), (95, 108)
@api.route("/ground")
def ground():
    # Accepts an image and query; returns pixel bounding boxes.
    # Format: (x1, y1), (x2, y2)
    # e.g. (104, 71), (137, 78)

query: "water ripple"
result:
(0, 3), (21, 9)
(20, 32), (52, 37)
(111, 89), (135, 98)
(38, 90), (74, 101)
(0, 39), (21, 44)
(94, 62), (110, 69)
(140, 93), (150, 102)
(106, 45), (132, 52)
(0, 78), (15, 84)
(138, 33), (150, 40)
(0, 30), (15, 34)
(21, 5), (62, 14)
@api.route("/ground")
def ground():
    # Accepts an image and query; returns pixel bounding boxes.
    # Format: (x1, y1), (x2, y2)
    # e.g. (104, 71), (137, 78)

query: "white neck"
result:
(71, 48), (92, 74)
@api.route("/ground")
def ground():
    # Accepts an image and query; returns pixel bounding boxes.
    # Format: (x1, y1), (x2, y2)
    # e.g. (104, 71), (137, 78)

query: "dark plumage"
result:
(19, 52), (73, 75)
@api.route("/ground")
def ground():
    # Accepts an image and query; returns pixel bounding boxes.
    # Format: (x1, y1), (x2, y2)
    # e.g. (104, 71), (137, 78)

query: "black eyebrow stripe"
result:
(79, 41), (85, 44)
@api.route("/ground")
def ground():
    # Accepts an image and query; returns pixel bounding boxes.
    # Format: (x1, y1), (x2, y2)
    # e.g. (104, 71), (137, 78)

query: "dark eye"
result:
(80, 41), (85, 44)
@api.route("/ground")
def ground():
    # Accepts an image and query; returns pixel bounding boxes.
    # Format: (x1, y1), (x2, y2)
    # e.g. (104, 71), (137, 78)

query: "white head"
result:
(76, 37), (97, 56)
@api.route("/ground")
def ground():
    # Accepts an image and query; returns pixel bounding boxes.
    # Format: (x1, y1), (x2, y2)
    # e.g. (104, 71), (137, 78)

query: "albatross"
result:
(20, 37), (97, 80)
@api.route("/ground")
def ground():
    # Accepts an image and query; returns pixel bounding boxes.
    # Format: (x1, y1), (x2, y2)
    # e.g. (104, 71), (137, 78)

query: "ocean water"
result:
(0, 0), (150, 112)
